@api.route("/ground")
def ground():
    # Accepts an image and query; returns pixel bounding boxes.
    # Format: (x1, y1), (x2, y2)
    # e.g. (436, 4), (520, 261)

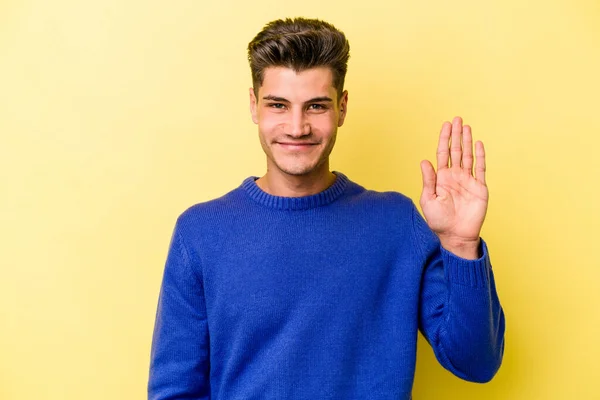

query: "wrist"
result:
(438, 236), (481, 260)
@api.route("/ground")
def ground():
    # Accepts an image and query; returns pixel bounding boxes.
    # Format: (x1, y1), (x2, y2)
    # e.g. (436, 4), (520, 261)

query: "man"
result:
(148, 17), (505, 400)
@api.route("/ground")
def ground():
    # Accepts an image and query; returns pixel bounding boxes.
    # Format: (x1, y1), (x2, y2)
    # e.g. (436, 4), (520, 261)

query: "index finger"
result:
(436, 121), (452, 170)
(475, 140), (486, 184)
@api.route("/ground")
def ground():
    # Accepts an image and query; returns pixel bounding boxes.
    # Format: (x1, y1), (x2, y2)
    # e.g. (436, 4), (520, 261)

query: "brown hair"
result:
(247, 18), (350, 100)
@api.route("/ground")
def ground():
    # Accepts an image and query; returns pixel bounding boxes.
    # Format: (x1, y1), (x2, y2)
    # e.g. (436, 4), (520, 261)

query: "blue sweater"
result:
(148, 172), (505, 400)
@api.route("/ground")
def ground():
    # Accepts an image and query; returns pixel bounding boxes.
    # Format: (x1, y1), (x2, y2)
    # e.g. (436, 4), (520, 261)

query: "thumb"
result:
(420, 160), (437, 203)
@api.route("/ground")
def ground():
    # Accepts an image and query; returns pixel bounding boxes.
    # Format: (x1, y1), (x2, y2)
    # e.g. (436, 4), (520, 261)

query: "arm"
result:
(413, 205), (505, 382)
(416, 117), (505, 381)
(148, 225), (210, 400)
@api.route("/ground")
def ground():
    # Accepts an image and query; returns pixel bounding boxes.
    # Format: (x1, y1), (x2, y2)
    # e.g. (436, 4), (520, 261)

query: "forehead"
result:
(259, 67), (337, 101)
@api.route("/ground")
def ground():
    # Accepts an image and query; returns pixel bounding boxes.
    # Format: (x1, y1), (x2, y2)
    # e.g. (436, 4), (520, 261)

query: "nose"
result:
(288, 108), (310, 138)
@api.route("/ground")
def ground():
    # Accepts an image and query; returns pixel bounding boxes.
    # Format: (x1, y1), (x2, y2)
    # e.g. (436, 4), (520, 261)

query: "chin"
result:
(279, 166), (318, 176)
(274, 161), (321, 177)
(268, 151), (329, 177)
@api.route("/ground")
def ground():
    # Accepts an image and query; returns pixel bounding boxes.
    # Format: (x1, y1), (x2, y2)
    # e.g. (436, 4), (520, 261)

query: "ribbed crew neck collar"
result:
(241, 172), (349, 211)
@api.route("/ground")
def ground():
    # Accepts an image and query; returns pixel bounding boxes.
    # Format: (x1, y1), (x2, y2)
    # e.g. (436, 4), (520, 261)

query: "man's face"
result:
(249, 67), (348, 178)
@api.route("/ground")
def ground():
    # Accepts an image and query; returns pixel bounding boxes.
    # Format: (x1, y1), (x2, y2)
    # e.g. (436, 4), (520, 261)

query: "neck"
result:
(256, 167), (337, 197)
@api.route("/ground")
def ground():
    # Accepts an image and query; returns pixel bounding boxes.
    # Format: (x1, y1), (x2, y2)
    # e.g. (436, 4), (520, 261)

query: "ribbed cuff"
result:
(442, 239), (491, 288)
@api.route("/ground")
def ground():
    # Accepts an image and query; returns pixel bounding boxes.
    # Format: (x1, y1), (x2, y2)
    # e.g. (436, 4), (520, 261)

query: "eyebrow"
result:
(262, 95), (334, 103)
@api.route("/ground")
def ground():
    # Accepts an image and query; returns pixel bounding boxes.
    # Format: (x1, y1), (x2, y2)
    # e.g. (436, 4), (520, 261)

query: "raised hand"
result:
(419, 117), (488, 260)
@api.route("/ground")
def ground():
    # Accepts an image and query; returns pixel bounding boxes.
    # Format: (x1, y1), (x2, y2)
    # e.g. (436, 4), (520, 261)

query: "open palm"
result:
(420, 117), (488, 253)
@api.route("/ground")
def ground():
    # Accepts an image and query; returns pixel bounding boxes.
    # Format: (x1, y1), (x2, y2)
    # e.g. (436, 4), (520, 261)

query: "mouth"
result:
(276, 142), (319, 151)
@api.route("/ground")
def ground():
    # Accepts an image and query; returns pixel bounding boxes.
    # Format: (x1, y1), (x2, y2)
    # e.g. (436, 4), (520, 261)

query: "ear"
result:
(337, 90), (349, 127)
(249, 87), (258, 124)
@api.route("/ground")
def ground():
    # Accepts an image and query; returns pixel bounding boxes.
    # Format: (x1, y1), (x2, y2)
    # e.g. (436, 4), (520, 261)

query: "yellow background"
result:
(1, 0), (599, 399)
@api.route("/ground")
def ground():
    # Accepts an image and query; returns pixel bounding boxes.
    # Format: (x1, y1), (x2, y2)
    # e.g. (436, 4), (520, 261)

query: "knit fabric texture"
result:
(148, 172), (505, 400)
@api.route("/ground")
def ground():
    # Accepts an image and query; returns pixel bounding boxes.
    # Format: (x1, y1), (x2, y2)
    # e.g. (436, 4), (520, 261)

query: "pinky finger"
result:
(475, 140), (486, 185)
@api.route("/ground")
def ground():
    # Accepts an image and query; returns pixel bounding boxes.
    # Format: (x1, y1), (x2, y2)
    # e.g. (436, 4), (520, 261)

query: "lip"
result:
(277, 142), (318, 150)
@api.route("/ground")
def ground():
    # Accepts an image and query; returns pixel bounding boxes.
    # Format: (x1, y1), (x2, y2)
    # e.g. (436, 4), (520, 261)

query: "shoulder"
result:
(345, 177), (415, 211)
(340, 176), (418, 226)
(173, 182), (248, 235)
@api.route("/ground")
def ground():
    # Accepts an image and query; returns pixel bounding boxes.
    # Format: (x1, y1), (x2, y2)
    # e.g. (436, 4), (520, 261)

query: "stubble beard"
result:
(268, 151), (325, 177)
(268, 136), (336, 178)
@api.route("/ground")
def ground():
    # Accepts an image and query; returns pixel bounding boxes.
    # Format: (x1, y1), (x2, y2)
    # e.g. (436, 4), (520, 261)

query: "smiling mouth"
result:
(277, 142), (318, 150)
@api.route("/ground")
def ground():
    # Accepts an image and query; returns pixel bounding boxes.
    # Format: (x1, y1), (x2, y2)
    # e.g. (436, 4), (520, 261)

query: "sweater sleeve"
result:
(411, 204), (505, 383)
(148, 224), (210, 399)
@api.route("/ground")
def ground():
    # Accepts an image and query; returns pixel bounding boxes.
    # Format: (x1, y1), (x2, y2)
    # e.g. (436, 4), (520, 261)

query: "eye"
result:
(267, 103), (286, 109)
(308, 104), (327, 111)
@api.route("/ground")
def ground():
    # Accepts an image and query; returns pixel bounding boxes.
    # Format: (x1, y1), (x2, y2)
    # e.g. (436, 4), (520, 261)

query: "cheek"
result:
(258, 122), (278, 142)
(258, 112), (285, 133)
(309, 114), (337, 134)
